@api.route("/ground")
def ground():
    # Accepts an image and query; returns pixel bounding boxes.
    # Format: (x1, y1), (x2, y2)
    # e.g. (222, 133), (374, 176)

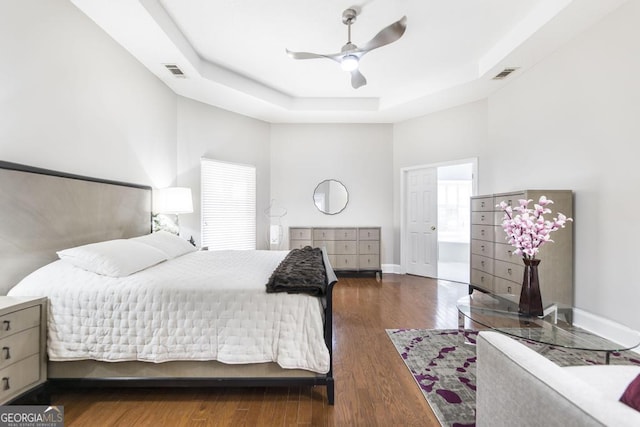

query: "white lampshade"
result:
(341, 54), (359, 71)
(153, 187), (193, 214)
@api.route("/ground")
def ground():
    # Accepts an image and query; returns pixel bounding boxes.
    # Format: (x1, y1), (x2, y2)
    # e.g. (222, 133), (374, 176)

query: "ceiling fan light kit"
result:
(286, 8), (407, 89)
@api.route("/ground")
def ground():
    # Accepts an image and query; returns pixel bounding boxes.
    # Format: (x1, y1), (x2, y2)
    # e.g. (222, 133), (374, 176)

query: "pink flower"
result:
(496, 196), (573, 260)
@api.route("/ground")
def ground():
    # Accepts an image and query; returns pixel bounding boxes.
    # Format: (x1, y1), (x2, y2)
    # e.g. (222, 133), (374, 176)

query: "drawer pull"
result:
(507, 268), (513, 275)
(2, 320), (9, 331)
(2, 377), (9, 391)
(480, 276), (484, 282)
(481, 215), (485, 221)
(481, 245), (485, 251)
(507, 286), (512, 293)
(480, 201), (485, 208)
(367, 232), (371, 237)
(481, 260), (485, 267)
(480, 230), (485, 236)
(507, 250), (512, 256)
(368, 244), (371, 250)
(2, 347), (9, 360)
(344, 232), (348, 238)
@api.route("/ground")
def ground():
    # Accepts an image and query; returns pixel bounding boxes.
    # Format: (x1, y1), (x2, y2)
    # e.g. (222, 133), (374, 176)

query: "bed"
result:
(0, 161), (336, 404)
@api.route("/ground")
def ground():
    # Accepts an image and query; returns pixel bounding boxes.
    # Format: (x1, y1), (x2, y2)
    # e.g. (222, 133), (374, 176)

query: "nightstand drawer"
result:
(0, 306), (40, 339)
(0, 354), (40, 403)
(0, 327), (39, 370)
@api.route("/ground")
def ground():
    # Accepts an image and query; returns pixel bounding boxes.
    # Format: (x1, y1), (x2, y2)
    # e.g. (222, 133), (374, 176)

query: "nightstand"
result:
(0, 296), (47, 404)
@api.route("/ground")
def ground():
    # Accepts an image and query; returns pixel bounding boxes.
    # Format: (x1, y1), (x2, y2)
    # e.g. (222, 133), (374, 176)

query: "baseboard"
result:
(573, 308), (640, 355)
(381, 264), (401, 274)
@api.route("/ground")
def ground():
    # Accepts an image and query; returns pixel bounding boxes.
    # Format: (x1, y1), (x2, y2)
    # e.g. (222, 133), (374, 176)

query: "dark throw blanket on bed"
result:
(266, 246), (328, 297)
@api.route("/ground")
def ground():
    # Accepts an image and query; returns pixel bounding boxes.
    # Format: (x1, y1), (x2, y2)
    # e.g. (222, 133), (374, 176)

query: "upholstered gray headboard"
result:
(0, 161), (152, 295)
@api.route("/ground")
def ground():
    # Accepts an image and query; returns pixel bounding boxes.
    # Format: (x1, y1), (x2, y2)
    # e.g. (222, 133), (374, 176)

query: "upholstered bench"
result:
(476, 331), (640, 426)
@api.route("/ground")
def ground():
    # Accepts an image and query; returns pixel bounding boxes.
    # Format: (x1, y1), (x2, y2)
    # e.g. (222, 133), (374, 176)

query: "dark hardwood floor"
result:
(51, 274), (470, 426)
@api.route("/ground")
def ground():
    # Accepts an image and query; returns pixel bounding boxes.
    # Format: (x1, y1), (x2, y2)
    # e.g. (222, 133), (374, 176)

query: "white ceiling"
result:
(71, 0), (628, 123)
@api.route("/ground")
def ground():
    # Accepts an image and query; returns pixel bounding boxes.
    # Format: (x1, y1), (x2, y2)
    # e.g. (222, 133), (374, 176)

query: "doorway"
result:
(401, 158), (477, 282)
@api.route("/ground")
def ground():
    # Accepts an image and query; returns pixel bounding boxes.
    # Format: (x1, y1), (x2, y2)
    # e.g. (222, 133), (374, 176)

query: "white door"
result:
(405, 167), (438, 277)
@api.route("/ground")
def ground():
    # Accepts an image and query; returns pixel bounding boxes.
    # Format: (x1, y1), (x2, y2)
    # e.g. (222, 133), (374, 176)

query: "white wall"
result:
(0, 0), (177, 186)
(393, 100), (488, 262)
(176, 97), (271, 247)
(270, 124), (394, 265)
(485, 0), (640, 330)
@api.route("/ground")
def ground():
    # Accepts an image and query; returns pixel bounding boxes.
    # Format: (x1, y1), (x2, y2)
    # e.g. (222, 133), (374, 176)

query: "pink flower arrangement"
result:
(497, 196), (572, 260)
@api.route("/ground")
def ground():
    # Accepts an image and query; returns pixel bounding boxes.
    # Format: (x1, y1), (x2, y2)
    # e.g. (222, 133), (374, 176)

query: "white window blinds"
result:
(201, 158), (256, 250)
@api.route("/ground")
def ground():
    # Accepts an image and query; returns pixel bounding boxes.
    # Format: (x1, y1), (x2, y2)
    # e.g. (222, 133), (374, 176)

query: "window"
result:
(201, 158), (256, 250)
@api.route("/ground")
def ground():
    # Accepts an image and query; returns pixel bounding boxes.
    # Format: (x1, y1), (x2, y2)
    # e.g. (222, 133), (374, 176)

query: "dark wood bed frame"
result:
(0, 160), (335, 405)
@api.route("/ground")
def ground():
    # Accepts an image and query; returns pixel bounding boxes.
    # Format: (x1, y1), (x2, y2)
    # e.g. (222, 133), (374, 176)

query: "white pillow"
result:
(131, 231), (196, 259)
(57, 239), (168, 277)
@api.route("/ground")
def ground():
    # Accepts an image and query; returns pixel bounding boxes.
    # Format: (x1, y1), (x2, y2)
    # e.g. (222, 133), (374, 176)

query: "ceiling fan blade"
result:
(286, 49), (341, 63)
(359, 16), (407, 53)
(350, 69), (367, 89)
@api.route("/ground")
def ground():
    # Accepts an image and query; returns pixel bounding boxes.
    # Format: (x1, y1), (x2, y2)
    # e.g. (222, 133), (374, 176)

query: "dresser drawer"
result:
(290, 240), (312, 250)
(358, 228), (380, 241)
(493, 193), (525, 209)
(0, 306), (40, 339)
(331, 255), (358, 269)
(0, 354), (40, 403)
(471, 212), (495, 226)
(313, 228), (357, 241)
(471, 225), (494, 241)
(0, 327), (39, 370)
(494, 277), (522, 297)
(471, 197), (494, 212)
(358, 255), (380, 270)
(470, 239), (494, 258)
(471, 254), (493, 274)
(359, 241), (379, 255)
(316, 240), (357, 254)
(494, 259), (524, 282)
(290, 228), (312, 240)
(494, 243), (519, 264)
(470, 269), (494, 292)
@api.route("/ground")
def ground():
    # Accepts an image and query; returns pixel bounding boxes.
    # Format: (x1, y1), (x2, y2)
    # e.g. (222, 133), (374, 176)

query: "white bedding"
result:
(7, 250), (330, 374)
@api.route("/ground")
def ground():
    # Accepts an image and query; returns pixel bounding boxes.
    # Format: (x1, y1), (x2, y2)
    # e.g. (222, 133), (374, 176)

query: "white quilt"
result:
(8, 250), (330, 374)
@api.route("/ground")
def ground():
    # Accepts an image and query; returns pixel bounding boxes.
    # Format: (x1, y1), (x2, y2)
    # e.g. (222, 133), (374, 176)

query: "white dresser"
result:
(0, 296), (47, 404)
(289, 227), (381, 274)
(470, 190), (573, 305)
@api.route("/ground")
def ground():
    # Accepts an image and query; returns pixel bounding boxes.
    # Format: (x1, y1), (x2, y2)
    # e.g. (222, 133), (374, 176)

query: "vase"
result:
(519, 258), (543, 316)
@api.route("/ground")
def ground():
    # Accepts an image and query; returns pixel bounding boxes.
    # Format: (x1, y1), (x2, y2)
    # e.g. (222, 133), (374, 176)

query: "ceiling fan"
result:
(286, 8), (407, 89)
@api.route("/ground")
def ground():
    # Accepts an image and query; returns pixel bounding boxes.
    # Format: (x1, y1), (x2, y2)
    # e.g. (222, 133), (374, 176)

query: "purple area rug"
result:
(386, 329), (640, 427)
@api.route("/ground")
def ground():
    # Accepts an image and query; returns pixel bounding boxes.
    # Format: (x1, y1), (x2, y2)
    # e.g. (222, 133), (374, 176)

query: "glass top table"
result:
(457, 292), (640, 363)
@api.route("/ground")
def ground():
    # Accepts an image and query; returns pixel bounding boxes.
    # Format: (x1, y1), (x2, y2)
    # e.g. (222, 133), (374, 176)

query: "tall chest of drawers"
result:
(289, 227), (381, 274)
(470, 190), (573, 305)
(0, 296), (47, 404)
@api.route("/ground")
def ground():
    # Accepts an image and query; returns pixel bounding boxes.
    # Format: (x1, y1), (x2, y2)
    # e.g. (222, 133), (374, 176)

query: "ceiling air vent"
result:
(164, 64), (186, 78)
(492, 67), (519, 80)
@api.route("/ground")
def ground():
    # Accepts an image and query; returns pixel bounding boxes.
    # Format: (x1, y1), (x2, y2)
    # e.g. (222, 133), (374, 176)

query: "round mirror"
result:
(313, 179), (348, 215)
